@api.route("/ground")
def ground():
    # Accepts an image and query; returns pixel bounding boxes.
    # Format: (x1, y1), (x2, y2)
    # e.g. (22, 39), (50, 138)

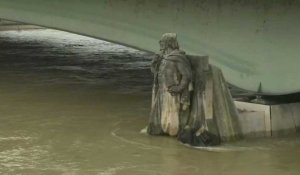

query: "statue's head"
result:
(159, 33), (179, 54)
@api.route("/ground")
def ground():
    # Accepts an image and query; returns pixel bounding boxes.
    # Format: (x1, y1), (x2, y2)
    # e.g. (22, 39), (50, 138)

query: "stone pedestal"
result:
(188, 55), (242, 142)
(148, 54), (243, 145)
(235, 101), (300, 137)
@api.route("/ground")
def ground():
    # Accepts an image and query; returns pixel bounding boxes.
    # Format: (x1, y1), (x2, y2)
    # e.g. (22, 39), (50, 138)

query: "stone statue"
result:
(148, 33), (193, 136)
(147, 33), (242, 146)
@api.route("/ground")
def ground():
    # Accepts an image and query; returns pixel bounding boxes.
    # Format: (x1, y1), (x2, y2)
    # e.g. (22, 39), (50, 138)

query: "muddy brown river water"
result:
(0, 29), (300, 175)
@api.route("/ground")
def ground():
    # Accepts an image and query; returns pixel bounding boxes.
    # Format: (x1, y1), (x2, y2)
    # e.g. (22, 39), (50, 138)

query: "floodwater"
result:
(0, 29), (300, 175)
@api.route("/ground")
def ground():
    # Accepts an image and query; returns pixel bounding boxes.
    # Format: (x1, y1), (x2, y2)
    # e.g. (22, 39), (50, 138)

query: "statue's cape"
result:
(165, 50), (187, 63)
(165, 50), (193, 79)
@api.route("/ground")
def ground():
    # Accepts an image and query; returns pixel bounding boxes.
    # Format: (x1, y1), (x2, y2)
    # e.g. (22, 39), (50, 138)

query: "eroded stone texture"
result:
(290, 104), (300, 131)
(148, 33), (193, 136)
(211, 66), (242, 141)
(148, 33), (241, 145)
(271, 104), (297, 136)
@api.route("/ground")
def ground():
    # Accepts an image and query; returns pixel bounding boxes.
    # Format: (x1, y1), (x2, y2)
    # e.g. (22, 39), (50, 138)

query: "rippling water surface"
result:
(0, 29), (300, 175)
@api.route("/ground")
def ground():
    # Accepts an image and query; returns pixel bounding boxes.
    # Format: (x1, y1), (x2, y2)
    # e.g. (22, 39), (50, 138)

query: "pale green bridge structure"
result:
(0, 0), (299, 95)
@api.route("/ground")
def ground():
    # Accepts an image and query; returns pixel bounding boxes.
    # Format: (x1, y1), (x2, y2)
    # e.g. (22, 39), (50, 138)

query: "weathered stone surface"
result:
(186, 55), (220, 145)
(235, 101), (271, 137)
(290, 103), (300, 131)
(203, 70), (213, 120)
(148, 33), (241, 145)
(188, 58), (242, 142)
(178, 127), (220, 146)
(235, 101), (300, 137)
(211, 66), (242, 141)
(271, 104), (296, 136)
(270, 103), (300, 135)
(187, 55), (209, 130)
(184, 56), (242, 142)
(238, 111), (266, 137)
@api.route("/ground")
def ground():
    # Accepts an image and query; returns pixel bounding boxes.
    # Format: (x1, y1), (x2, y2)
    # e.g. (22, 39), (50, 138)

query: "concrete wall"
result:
(0, 0), (300, 95)
(235, 101), (300, 137)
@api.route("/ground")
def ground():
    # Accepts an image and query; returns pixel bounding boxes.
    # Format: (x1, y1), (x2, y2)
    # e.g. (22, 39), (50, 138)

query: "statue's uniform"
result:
(148, 50), (192, 136)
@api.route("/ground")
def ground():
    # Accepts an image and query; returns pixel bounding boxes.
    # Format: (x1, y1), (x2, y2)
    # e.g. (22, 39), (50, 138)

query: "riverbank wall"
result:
(236, 101), (300, 137)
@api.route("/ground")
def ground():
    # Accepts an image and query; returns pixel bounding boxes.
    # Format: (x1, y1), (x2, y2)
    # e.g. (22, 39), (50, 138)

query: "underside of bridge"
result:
(0, 0), (299, 95)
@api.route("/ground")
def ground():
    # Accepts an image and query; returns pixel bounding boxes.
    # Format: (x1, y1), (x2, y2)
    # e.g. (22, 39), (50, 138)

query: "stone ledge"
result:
(235, 101), (300, 137)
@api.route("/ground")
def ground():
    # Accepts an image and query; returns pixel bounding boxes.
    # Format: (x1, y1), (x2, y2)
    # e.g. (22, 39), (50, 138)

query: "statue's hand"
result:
(152, 54), (162, 63)
(168, 85), (182, 96)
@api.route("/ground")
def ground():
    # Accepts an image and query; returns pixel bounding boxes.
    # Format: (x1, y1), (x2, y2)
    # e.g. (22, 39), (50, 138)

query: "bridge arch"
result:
(1, 0), (300, 95)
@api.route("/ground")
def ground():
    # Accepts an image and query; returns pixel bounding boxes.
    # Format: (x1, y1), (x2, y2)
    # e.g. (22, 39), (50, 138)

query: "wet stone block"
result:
(238, 111), (266, 137)
(177, 127), (220, 147)
(271, 104), (296, 136)
(289, 103), (300, 131)
(236, 101), (272, 136)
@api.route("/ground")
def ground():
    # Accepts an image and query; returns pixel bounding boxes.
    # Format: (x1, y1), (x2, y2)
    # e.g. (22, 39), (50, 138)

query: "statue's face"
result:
(159, 34), (178, 54)
(159, 40), (167, 54)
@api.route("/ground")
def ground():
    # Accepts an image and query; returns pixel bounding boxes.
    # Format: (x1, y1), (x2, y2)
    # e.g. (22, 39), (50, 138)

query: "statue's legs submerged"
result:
(148, 56), (242, 147)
